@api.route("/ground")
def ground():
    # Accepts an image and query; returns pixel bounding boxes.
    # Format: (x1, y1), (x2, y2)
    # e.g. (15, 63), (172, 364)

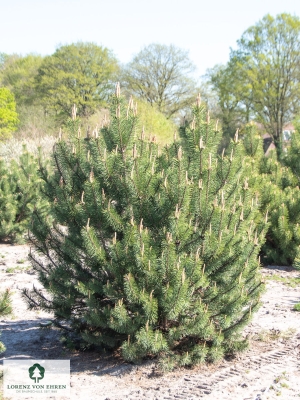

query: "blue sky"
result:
(1, 0), (299, 78)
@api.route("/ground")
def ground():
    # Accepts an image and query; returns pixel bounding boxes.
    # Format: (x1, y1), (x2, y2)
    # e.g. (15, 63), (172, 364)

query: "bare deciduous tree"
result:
(122, 43), (198, 119)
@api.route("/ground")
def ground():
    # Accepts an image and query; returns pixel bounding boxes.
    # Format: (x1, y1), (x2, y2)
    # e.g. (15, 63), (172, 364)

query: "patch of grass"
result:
(293, 303), (300, 311)
(272, 372), (290, 392)
(257, 329), (281, 342)
(281, 382), (289, 388)
(16, 259), (25, 264)
(5, 265), (30, 273)
(254, 328), (296, 342)
(6, 266), (20, 273)
(266, 274), (300, 288)
(280, 328), (296, 339)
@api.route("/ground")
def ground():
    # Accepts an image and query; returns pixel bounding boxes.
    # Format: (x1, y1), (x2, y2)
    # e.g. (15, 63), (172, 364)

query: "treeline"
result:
(0, 43), (196, 142)
(1, 13), (300, 156)
(205, 13), (300, 157)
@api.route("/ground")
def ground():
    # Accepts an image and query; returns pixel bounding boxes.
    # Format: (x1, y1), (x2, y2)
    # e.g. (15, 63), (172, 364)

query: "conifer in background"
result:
(0, 289), (12, 353)
(241, 123), (300, 266)
(260, 157), (300, 266)
(285, 124), (300, 268)
(24, 87), (267, 369)
(0, 147), (49, 243)
(283, 121), (300, 184)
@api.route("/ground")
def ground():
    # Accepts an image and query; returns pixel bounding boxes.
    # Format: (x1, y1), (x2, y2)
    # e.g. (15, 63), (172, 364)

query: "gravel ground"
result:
(0, 243), (300, 400)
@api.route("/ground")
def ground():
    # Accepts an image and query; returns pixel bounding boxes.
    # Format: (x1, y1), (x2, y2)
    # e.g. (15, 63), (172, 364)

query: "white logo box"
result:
(3, 360), (70, 398)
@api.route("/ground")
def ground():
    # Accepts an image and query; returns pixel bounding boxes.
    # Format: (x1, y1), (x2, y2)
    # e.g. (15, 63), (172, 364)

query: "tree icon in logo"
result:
(28, 363), (45, 383)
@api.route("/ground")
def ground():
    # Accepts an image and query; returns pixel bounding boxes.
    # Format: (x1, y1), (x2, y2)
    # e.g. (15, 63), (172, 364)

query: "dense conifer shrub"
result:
(0, 289), (12, 353)
(0, 147), (49, 243)
(283, 121), (300, 184)
(241, 123), (300, 266)
(24, 89), (267, 369)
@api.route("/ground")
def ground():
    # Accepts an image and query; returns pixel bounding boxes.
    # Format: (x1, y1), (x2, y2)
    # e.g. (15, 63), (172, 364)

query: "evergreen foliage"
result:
(260, 157), (300, 266)
(283, 125), (300, 268)
(241, 123), (300, 266)
(25, 89), (267, 369)
(0, 147), (49, 243)
(0, 289), (12, 353)
(283, 121), (300, 184)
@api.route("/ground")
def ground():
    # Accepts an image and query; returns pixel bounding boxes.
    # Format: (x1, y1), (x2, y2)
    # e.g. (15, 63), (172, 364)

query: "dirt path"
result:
(1, 243), (300, 399)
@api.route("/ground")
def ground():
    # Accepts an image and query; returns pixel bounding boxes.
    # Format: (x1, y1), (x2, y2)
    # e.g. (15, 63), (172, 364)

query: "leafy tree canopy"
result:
(35, 42), (119, 119)
(0, 87), (19, 140)
(206, 62), (252, 146)
(0, 54), (43, 107)
(0, 53), (9, 70)
(231, 13), (300, 155)
(206, 13), (300, 155)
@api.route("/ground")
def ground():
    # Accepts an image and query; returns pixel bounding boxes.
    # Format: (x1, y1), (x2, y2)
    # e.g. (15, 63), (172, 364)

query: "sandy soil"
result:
(1, 243), (300, 400)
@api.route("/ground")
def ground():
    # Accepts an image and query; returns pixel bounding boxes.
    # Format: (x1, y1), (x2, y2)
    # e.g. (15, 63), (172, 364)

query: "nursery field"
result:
(0, 243), (300, 400)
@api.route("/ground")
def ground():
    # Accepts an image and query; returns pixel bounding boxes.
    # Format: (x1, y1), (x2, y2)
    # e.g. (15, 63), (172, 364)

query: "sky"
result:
(1, 0), (300, 78)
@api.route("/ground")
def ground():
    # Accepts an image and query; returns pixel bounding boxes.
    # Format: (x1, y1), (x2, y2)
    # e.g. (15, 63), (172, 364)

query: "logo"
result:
(28, 363), (45, 383)
(3, 360), (70, 398)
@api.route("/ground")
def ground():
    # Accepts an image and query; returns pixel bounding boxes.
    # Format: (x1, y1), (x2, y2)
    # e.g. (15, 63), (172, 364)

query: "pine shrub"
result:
(0, 289), (12, 353)
(241, 123), (300, 266)
(0, 146), (49, 243)
(260, 160), (300, 266)
(283, 121), (300, 183)
(283, 125), (300, 268)
(24, 90), (267, 369)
